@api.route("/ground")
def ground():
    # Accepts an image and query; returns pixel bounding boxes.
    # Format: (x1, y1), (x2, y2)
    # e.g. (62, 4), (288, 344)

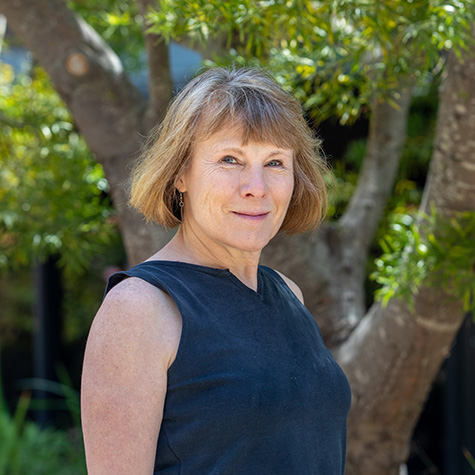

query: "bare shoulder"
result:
(274, 270), (305, 305)
(88, 277), (181, 370)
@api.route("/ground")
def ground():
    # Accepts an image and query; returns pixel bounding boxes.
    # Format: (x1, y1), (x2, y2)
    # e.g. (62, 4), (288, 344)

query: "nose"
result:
(239, 166), (268, 199)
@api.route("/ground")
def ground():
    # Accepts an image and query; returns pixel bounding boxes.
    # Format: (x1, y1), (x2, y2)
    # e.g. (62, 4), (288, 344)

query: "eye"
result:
(221, 155), (238, 164)
(266, 159), (284, 167)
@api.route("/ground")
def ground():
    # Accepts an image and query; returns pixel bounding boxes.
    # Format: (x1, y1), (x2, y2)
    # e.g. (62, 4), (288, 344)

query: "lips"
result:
(232, 211), (270, 217)
(231, 211), (270, 222)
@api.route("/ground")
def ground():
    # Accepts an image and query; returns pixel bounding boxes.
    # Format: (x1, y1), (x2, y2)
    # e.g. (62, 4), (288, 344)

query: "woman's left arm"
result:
(275, 270), (305, 304)
(81, 278), (181, 474)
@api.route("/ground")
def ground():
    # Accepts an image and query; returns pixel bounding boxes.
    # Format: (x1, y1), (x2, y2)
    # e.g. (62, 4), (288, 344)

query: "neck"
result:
(153, 226), (261, 291)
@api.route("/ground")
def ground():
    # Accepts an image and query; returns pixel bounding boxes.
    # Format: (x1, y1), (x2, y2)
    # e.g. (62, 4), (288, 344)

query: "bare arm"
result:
(81, 278), (182, 474)
(275, 270), (305, 305)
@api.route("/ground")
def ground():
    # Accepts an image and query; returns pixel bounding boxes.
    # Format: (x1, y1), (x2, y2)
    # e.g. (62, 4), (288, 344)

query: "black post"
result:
(444, 315), (475, 475)
(33, 254), (62, 428)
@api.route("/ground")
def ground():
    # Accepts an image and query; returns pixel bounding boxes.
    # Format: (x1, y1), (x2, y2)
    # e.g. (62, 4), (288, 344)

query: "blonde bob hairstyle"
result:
(130, 67), (328, 234)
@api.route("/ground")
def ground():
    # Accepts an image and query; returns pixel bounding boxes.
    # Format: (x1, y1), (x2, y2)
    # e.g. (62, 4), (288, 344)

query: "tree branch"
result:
(336, 31), (475, 474)
(0, 0), (146, 155)
(340, 88), (413, 259)
(420, 48), (475, 215)
(136, 0), (173, 130)
(0, 13), (6, 53)
(177, 33), (230, 61)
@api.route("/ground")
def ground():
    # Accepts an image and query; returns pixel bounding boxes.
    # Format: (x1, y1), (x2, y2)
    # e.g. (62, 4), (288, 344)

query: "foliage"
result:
(0, 416), (85, 475)
(396, 81), (437, 191)
(463, 448), (475, 471)
(0, 64), (120, 276)
(0, 364), (86, 475)
(19, 364), (82, 429)
(372, 208), (475, 313)
(326, 156), (359, 219)
(148, 0), (475, 123)
(327, 82), (436, 220)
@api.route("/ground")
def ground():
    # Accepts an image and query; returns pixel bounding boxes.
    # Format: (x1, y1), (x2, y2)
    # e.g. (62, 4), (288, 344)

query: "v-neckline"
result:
(144, 260), (264, 297)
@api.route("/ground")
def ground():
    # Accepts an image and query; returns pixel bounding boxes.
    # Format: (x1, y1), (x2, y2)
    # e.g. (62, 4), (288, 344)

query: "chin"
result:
(230, 236), (274, 253)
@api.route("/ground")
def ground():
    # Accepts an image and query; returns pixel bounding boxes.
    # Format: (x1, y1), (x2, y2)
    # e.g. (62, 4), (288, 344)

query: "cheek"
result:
(273, 175), (294, 206)
(187, 172), (234, 214)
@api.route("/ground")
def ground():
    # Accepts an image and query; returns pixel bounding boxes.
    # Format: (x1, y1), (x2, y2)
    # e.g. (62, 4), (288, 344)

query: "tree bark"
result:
(0, 13), (6, 53)
(337, 35), (475, 475)
(136, 0), (173, 131)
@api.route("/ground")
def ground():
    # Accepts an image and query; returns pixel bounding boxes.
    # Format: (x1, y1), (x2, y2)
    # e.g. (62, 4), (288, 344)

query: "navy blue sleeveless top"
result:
(106, 261), (351, 474)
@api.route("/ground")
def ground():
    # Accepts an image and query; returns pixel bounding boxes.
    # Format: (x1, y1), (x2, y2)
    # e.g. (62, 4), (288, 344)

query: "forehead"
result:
(192, 123), (294, 156)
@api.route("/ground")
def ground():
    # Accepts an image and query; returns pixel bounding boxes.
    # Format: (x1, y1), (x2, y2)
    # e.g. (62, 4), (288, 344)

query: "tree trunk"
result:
(337, 34), (475, 475)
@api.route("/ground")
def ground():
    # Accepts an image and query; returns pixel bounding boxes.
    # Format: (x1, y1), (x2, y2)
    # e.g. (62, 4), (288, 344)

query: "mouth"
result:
(232, 211), (270, 220)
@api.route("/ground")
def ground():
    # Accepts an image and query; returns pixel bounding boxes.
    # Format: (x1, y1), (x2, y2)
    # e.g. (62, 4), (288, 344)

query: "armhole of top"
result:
(260, 266), (304, 304)
(103, 268), (188, 377)
(104, 271), (131, 299)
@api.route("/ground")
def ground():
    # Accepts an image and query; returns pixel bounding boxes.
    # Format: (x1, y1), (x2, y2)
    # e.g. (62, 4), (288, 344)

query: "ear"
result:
(175, 174), (187, 193)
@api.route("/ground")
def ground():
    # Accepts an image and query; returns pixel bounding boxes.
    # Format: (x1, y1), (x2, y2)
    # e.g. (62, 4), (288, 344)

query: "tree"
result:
(1, 1), (474, 473)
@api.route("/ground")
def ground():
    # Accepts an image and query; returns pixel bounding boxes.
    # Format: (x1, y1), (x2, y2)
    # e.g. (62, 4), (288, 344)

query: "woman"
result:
(81, 67), (351, 474)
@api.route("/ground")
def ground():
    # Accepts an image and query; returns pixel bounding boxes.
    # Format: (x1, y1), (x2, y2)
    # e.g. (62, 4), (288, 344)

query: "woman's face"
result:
(177, 125), (294, 256)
